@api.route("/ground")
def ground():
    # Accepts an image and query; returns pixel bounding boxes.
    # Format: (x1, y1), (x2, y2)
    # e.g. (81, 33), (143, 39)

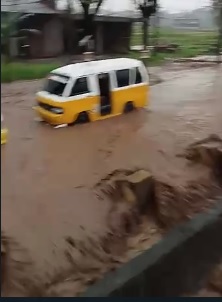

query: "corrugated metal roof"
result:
(97, 0), (141, 18)
(1, 0), (142, 19)
(1, 0), (57, 14)
(96, 9), (141, 19)
(58, 0), (141, 19)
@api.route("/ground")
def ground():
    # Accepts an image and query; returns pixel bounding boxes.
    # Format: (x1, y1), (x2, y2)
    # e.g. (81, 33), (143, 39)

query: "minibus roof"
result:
(52, 58), (143, 79)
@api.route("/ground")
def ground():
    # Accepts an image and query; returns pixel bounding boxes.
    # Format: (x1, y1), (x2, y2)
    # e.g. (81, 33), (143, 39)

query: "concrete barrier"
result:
(82, 200), (222, 297)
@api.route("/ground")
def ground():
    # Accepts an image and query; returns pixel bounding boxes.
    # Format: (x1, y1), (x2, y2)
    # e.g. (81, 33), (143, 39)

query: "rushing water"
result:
(1, 65), (222, 296)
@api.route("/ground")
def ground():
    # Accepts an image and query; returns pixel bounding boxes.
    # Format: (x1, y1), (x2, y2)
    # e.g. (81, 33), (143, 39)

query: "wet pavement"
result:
(1, 65), (222, 296)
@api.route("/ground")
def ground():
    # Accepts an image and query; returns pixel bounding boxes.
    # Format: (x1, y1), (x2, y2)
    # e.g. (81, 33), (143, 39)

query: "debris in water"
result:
(183, 134), (222, 178)
(34, 117), (44, 122)
(94, 169), (155, 213)
(54, 124), (68, 129)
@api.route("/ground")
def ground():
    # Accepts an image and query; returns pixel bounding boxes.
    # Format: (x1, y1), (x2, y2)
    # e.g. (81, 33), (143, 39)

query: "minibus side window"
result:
(135, 67), (142, 84)
(116, 69), (130, 88)
(70, 77), (89, 96)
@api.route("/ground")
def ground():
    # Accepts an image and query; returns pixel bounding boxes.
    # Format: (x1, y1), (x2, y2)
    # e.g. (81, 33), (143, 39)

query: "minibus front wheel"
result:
(124, 102), (134, 113)
(75, 112), (90, 124)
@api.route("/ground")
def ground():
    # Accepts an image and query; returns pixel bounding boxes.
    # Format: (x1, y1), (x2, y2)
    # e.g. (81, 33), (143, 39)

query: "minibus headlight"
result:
(51, 107), (64, 114)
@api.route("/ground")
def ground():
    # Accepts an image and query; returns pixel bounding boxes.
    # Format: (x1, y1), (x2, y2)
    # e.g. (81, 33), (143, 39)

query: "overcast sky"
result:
(160, 0), (210, 12)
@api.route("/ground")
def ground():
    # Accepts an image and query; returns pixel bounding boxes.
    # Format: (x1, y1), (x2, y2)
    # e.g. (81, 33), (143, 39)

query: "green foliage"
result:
(1, 62), (59, 83)
(1, 12), (21, 43)
(1, 12), (22, 62)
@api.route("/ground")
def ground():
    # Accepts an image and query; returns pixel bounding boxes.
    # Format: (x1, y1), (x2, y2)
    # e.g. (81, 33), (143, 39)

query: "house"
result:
(1, 0), (66, 58)
(60, 0), (142, 55)
(94, 0), (142, 54)
(1, 0), (143, 58)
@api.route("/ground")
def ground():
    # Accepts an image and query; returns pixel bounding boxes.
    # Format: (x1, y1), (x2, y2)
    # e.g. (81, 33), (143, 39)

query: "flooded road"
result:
(1, 65), (222, 296)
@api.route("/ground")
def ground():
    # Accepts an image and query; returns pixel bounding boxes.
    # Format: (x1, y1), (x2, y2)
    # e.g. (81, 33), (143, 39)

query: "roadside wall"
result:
(82, 200), (222, 297)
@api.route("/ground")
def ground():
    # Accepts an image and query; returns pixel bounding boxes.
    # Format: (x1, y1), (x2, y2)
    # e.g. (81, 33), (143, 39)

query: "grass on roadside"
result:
(1, 56), (164, 83)
(1, 29), (218, 82)
(1, 62), (59, 83)
(131, 28), (217, 46)
(127, 51), (166, 65)
(131, 28), (218, 61)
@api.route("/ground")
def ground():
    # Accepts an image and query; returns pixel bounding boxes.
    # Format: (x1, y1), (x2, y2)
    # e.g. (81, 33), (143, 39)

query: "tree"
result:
(135, 0), (157, 50)
(1, 12), (19, 62)
(1, 12), (39, 62)
(79, 0), (103, 36)
(56, 0), (104, 53)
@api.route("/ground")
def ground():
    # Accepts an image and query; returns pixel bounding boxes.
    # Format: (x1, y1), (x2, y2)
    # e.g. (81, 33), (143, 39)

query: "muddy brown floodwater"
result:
(1, 64), (222, 297)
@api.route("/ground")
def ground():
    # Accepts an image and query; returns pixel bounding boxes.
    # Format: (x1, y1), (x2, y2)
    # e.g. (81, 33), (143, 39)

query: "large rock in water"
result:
(184, 134), (222, 177)
(125, 170), (154, 212)
(113, 170), (154, 213)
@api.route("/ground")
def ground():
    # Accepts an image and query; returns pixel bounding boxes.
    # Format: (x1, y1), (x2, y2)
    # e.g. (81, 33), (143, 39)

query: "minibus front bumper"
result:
(33, 106), (65, 126)
(1, 128), (8, 145)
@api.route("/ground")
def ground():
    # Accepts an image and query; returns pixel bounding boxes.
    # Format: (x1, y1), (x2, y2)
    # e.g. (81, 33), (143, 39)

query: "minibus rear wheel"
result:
(76, 112), (89, 124)
(124, 102), (134, 113)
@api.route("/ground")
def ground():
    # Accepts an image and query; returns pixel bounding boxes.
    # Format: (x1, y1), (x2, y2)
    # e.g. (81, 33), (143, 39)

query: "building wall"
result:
(42, 17), (64, 57)
(29, 35), (42, 58)
(96, 21), (132, 54)
(21, 15), (65, 59)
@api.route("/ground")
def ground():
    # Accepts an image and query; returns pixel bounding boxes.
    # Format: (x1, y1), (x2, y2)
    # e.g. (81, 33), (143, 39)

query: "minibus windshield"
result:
(44, 79), (67, 96)
(44, 74), (70, 96)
